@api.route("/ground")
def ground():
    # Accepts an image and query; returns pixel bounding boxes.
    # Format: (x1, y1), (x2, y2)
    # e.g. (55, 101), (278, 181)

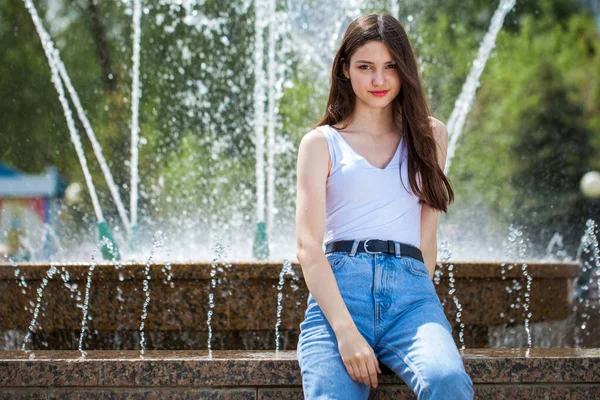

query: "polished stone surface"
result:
(1, 348), (599, 386)
(0, 261), (586, 350)
(1, 387), (598, 399)
(0, 349), (599, 399)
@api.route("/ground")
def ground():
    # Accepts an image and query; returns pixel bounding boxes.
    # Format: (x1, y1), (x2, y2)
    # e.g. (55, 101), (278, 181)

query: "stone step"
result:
(0, 349), (599, 399)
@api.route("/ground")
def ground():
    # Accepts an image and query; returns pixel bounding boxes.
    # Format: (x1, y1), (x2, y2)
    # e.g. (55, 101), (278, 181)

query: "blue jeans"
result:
(297, 246), (474, 399)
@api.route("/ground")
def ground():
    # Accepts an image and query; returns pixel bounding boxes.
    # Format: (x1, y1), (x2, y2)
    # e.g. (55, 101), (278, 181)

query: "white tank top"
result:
(319, 124), (422, 248)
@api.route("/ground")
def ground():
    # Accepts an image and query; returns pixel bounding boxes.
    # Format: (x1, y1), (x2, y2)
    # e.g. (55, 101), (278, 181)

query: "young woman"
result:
(295, 13), (474, 399)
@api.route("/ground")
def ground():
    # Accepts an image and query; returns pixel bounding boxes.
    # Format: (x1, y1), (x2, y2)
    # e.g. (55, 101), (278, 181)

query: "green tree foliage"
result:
(1, 0), (599, 256)
(0, 0), (70, 172)
(511, 62), (594, 252)
(1, 0), (261, 232)
(442, 1), (600, 254)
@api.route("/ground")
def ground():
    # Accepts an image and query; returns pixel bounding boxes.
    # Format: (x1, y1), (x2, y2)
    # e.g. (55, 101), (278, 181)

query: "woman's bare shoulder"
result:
(428, 116), (448, 142)
(301, 126), (326, 142)
(298, 126), (331, 175)
(299, 126), (330, 151)
(427, 117), (448, 169)
(428, 116), (445, 129)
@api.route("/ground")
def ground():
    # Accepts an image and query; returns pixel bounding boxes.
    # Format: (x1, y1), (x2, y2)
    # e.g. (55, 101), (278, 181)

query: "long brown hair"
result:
(316, 12), (454, 213)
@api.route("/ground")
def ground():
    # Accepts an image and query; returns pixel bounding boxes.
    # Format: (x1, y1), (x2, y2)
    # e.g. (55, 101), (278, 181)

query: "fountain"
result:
(1, 0), (599, 398)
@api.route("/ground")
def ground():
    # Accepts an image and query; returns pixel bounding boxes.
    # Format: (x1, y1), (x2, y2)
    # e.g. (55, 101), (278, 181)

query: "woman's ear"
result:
(341, 58), (350, 79)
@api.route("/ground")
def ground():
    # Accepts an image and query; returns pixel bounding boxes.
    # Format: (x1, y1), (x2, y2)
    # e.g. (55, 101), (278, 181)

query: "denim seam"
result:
(373, 254), (381, 344)
(373, 297), (380, 344)
(436, 302), (453, 334)
(378, 341), (432, 398)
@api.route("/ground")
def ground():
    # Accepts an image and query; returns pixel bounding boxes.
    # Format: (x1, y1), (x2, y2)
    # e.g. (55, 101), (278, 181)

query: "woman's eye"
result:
(357, 64), (396, 70)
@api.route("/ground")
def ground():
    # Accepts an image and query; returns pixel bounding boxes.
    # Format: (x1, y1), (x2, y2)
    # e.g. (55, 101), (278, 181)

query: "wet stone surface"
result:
(0, 349), (599, 399)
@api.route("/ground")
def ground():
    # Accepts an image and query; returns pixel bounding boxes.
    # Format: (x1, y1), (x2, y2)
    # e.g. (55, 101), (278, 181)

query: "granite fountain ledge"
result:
(0, 260), (583, 350)
(0, 260), (580, 280)
(0, 349), (599, 399)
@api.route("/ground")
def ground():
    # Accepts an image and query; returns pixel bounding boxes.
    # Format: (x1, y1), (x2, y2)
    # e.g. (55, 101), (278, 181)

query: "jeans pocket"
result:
(325, 252), (350, 272)
(407, 257), (430, 277)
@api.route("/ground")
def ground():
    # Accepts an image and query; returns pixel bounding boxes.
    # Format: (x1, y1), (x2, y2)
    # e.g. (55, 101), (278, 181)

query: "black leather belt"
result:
(325, 239), (423, 262)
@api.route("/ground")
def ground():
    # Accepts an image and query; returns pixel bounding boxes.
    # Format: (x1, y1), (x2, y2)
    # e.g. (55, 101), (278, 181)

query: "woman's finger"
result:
(370, 356), (380, 388)
(373, 355), (382, 374)
(344, 360), (357, 382)
(357, 359), (372, 387)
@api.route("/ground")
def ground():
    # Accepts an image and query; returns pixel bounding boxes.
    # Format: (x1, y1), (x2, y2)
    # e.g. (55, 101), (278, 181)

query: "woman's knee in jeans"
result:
(428, 366), (473, 397)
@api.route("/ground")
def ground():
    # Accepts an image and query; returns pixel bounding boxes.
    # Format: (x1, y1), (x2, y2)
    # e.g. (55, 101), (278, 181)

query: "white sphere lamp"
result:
(580, 171), (600, 200)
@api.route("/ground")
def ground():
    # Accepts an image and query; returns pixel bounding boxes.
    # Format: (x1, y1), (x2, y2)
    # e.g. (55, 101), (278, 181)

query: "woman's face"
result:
(342, 40), (401, 109)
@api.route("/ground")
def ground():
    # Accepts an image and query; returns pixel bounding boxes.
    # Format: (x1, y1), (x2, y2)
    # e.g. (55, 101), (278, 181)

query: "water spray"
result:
(23, 0), (120, 261)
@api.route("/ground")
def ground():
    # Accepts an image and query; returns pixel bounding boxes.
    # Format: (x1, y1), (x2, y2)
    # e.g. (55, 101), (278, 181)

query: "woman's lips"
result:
(369, 90), (389, 97)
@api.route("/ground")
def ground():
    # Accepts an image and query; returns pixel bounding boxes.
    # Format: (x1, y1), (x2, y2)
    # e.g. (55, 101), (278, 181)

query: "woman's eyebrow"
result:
(353, 60), (395, 64)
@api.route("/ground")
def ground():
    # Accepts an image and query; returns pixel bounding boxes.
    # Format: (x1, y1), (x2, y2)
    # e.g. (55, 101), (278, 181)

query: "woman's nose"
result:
(372, 71), (384, 86)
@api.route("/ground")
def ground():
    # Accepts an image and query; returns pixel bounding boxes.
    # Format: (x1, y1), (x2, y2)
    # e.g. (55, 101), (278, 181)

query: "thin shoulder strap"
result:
(316, 125), (338, 174)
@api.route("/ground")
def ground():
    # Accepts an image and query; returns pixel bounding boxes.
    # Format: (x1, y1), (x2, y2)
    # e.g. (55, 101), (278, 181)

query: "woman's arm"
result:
(296, 129), (381, 388)
(420, 118), (449, 278)
(296, 129), (354, 338)
(420, 203), (439, 278)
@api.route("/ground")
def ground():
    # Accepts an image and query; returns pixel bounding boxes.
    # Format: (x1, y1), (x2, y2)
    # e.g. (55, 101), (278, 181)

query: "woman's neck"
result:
(346, 102), (398, 136)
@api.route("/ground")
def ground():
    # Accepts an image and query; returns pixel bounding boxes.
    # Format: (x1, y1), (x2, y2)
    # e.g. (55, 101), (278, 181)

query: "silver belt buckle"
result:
(363, 239), (382, 254)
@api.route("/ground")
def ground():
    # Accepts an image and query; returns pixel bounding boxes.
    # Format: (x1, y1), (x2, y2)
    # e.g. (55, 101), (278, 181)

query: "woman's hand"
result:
(336, 327), (382, 388)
